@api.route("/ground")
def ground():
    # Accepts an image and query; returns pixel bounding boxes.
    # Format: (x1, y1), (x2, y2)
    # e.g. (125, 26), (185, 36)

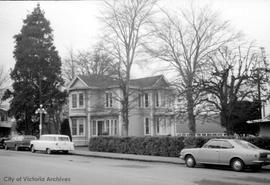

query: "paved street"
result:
(0, 150), (270, 185)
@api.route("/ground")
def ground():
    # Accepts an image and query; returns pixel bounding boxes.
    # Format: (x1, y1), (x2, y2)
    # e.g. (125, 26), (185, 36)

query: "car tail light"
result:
(259, 153), (267, 159)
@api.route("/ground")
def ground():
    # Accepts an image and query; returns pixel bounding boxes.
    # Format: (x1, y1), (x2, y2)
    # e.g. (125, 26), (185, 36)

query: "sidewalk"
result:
(71, 146), (184, 165)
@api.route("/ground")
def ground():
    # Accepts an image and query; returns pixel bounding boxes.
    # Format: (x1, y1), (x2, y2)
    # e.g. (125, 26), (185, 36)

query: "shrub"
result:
(89, 136), (185, 157)
(88, 136), (270, 157)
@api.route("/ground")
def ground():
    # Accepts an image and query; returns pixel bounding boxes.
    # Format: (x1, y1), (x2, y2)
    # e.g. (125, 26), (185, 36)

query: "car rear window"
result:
(234, 140), (259, 149)
(58, 137), (69, 141)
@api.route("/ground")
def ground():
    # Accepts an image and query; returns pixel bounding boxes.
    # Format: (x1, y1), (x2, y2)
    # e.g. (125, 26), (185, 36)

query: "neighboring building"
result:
(176, 114), (226, 137)
(68, 75), (177, 146)
(247, 99), (270, 137)
(0, 88), (15, 137)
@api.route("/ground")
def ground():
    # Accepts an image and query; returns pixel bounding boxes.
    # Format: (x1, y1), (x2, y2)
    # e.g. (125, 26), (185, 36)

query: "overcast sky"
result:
(0, 0), (270, 78)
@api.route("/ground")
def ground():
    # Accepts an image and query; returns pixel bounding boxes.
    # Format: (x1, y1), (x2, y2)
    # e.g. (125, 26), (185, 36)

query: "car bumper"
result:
(180, 155), (185, 160)
(249, 160), (270, 166)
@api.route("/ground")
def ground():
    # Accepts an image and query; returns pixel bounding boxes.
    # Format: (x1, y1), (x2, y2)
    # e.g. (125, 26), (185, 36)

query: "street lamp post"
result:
(35, 104), (47, 137)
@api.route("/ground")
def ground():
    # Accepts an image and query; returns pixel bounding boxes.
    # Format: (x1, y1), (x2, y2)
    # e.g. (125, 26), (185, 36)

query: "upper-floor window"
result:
(155, 92), (159, 107)
(71, 92), (84, 108)
(79, 93), (84, 107)
(72, 94), (77, 108)
(144, 93), (149, 108)
(105, 92), (113, 107)
(138, 94), (142, 107)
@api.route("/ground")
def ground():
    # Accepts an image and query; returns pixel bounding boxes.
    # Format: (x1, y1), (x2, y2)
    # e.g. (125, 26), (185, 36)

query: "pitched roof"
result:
(130, 75), (169, 88)
(78, 75), (119, 88)
(74, 74), (169, 89)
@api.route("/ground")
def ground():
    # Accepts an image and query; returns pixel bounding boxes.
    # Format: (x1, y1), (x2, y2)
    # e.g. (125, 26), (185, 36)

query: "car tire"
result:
(31, 146), (36, 153)
(250, 165), (262, 172)
(185, 155), (196, 168)
(231, 158), (245, 172)
(4, 145), (8, 150)
(46, 148), (52, 154)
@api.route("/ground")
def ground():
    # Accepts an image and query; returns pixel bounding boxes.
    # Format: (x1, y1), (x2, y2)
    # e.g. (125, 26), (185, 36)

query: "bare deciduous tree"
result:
(148, 5), (239, 135)
(62, 43), (116, 83)
(203, 44), (264, 134)
(102, 0), (157, 136)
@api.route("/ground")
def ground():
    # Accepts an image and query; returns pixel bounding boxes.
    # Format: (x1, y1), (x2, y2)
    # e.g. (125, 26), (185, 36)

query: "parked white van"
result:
(30, 134), (74, 154)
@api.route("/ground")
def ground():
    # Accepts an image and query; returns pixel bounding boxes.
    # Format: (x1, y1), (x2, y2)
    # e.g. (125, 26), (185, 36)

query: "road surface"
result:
(0, 150), (270, 185)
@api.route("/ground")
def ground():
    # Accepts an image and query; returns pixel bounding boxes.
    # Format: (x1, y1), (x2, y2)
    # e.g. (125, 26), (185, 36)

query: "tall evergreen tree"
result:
(3, 4), (66, 135)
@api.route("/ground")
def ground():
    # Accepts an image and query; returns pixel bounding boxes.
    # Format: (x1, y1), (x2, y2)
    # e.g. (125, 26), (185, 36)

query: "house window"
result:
(93, 121), (97, 136)
(144, 93), (149, 107)
(114, 120), (118, 135)
(105, 92), (113, 107)
(72, 94), (77, 108)
(72, 119), (77, 135)
(156, 118), (160, 134)
(110, 120), (114, 135)
(79, 119), (84, 135)
(155, 92), (159, 107)
(105, 120), (110, 133)
(79, 93), (84, 107)
(144, 117), (150, 135)
(138, 94), (142, 107)
(71, 118), (85, 136)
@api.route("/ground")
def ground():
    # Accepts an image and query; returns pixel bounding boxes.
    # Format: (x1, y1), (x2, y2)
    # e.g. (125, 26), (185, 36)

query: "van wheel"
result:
(231, 158), (245, 172)
(185, 155), (196, 168)
(46, 148), (52, 154)
(31, 146), (36, 153)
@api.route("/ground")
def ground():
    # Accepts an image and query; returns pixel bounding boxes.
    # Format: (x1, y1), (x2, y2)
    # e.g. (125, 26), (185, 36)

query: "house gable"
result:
(69, 77), (89, 90)
(152, 76), (170, 89)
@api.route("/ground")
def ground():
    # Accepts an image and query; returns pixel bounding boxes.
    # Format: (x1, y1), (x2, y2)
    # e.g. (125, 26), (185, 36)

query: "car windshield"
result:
(58, 137), (69, 141)
(234, 140), (259, 149)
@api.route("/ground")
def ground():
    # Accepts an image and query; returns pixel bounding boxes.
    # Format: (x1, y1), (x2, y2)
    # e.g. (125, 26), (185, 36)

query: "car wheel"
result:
(4, 145), (8, 150)
(31, 146), (36, 153)
(46, 148), (52, 154)
(250, 165), (262, 172)
(185, 155), (196, 168)
(231, 158), (245, 172)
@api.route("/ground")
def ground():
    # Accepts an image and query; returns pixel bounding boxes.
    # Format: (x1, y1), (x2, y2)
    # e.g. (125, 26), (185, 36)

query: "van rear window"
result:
(58, 137), (69, 141)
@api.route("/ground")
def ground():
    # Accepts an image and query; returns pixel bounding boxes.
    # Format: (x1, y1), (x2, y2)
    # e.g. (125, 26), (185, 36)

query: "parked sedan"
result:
(30, 134), (74, 154)
(180, 139), (270, 171)
(4, 135), (37, 151)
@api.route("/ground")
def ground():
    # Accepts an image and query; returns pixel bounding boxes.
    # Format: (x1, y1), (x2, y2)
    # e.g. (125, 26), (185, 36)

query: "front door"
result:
(97, 121), (104, 136)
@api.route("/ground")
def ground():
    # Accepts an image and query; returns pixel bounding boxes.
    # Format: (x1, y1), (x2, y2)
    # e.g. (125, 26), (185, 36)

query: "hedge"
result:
(89, 136), (270, 157)
(89, 136), (185, 157)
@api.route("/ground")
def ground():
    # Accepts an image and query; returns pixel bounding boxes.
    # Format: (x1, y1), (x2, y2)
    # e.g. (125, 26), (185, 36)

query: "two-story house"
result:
(68, 75), (176, 146)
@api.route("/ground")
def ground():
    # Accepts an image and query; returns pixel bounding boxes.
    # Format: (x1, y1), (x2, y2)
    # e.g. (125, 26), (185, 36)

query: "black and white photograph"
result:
(0, 0), (270, 184)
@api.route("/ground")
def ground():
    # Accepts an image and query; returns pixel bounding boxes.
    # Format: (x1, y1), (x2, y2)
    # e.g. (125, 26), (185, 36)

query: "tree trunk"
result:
(186, 88), (196, 136)
(121, 92), (129, 137)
